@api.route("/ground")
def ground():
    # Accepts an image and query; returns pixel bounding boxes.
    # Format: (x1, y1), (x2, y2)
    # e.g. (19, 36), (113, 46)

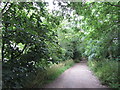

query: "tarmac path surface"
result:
(44, 61), (107, 88)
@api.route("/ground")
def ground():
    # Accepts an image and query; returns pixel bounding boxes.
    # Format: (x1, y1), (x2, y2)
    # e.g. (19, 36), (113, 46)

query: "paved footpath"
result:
(44, 61), (108, 88)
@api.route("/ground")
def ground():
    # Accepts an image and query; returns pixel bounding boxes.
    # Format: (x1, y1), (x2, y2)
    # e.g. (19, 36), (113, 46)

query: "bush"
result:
(74, 59), (80, 63)
(24, 59), (74, 88)
(88, 59), (120, 88)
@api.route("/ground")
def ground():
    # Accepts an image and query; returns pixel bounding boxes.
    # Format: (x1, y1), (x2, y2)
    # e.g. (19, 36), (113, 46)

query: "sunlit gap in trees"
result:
(44, 0), (86, 34)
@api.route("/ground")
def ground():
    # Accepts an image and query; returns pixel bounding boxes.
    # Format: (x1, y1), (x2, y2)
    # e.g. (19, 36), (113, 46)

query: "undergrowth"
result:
(88, 59), (120, 88)
(74, 59), (80, 63)
(24, 59), (74, 88)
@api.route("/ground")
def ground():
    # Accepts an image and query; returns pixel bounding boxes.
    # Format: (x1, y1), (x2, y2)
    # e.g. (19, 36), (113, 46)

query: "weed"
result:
(24, 59), (74, 88)
(88, 59), (120, 88)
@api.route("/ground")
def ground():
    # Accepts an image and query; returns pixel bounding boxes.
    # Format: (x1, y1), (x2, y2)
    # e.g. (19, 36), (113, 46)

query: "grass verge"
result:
(24, 59), (74, 88)
(88, 59), (120, 88)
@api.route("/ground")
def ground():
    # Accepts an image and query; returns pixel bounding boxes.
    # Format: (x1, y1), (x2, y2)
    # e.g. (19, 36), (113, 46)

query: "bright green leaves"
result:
(2, 1), (119, 88)
(67, 2), (119, 61)
(2, 2), (64, 88)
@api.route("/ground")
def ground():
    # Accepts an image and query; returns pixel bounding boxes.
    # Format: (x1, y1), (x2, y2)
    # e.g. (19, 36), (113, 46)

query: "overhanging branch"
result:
(14, 44), (28, 59)
(1, 2), (9, 13)
(107, 2), (120, 7)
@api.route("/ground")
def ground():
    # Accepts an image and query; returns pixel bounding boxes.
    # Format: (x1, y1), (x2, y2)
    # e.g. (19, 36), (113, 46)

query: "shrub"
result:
(74, 59), (80, 63)
(24, 59), (74, 88)
(88, 59), (120, 88)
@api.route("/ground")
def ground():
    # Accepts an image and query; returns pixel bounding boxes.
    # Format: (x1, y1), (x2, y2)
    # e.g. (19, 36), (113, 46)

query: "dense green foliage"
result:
(68, 2), (119, 60)
(2, 2), (64, 88)
(67, 2), (119, 88)
(24, 59), (74, 88)
(1, 1), (119, 88)
(88, 60), (119, 88)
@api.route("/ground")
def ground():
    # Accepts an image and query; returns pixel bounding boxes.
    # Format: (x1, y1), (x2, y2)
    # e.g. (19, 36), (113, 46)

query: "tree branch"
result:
(107, 2), (120, 7)
(1, 2), (9, 13)
(14, 44), (27, 59)
(2, 3), (13, 15)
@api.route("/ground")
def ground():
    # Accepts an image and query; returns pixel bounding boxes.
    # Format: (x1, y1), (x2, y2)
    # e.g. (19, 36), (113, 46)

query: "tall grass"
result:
(88, 59), (120, 88)
(24, 59), (74, 88)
